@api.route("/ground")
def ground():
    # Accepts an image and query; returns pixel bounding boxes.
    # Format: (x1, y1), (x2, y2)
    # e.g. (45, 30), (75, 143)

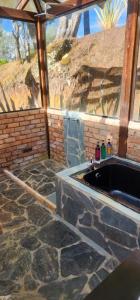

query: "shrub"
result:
(0, 59), (8, 65)
(54, 39), (72, 62)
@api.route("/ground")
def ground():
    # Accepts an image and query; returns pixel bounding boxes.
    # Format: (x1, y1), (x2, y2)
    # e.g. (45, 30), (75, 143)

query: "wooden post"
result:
(118, 0), (139, 157)
(36, 19), (50, 158)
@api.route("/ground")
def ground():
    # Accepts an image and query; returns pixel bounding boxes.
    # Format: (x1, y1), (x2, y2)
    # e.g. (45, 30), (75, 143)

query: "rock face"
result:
(0, 168), (113, 299)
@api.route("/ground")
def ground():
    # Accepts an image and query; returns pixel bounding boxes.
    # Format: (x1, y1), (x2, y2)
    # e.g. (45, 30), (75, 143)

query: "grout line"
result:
(3, 168), (56, 214)
(3, 169), (112, 257)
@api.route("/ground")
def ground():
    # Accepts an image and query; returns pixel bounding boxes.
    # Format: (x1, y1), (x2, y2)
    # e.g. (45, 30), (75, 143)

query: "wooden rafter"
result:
(46, 0), (105, 18)
(0, 6), (36, 22)
(33, 0), (43, 13)
(16, 0), (30, 10)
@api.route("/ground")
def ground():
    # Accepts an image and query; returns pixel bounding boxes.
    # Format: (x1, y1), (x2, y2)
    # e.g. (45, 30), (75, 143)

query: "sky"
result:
(1, 3), (127, 37)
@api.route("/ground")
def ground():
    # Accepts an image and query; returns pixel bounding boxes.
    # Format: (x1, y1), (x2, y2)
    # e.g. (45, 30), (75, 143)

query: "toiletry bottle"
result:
(101, 140), (106, 159)
(95, 142), (100, 161)
(107, 139), (112, 157)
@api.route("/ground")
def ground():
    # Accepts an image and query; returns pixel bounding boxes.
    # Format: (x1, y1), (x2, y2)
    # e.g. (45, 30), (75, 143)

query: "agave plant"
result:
(95, 0), (127, 30)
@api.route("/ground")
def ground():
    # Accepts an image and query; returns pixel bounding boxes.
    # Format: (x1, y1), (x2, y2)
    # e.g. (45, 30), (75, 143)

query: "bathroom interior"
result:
(0, 0), (140, 299)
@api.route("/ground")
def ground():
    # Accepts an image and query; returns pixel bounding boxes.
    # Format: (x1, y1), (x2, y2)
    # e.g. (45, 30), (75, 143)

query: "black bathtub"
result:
(83, 163), (140, 213)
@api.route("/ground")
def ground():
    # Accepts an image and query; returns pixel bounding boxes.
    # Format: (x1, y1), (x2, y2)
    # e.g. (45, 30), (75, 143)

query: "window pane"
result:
(46, 0), (127, 117)
(0, 19), (41, 112)
(133, 40), (140, 121)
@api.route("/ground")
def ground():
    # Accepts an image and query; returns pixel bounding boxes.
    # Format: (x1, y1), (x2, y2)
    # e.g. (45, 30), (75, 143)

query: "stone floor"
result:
(0, 171), (116, 300)
(13, 159), (65, 204)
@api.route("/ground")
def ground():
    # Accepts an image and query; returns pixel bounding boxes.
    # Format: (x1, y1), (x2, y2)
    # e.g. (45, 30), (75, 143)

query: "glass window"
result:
(0, 19), (41, 112)
(46, 0), (127, 117)
(133, 37), (140, 121)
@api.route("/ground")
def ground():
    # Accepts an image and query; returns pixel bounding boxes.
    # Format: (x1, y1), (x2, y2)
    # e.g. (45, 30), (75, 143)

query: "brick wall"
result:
(47, 109), (120, 164)
(127, 122), (140, 162)
(1, 107), (140, 170)
(48, 111), (66, 164)
(0, 109), (47, 169)
(47, 109), (140, 164)
(83, 115), (119, 160)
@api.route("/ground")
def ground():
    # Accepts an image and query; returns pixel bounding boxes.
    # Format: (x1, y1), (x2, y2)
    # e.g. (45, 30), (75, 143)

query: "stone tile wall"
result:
(64, 112), (85, 167)
(57, 178), (140, 264)
(0, 175), (115, 299)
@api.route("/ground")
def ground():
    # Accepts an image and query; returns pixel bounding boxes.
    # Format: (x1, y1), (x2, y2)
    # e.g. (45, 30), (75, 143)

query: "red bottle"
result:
(95, 142), (100, 161)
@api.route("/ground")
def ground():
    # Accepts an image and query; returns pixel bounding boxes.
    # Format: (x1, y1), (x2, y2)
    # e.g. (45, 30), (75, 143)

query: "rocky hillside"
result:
(48, 26), (126, 117)
(0, 26), (140, 119)
(0, 54), (41, 112)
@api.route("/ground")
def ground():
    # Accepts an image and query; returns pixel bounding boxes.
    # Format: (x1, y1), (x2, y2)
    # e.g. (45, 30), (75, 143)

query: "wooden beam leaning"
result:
(118, 0), (139, 157)
(16, 0), (30, 10)
(36, 19), (50, 158)
(0, 6), (36, 22)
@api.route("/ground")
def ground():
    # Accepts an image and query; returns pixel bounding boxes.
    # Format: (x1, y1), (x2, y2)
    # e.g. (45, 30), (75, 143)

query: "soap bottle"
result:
(95, 142), (100, 161)
(101, 140), (106, 159)
(107, 139), (112, 157)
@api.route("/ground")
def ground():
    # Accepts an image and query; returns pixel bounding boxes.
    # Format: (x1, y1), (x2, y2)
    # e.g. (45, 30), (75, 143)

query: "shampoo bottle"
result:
(101, 140), (106, 159)
(107, 139), (112, 157)
(95, 142), (100, 161)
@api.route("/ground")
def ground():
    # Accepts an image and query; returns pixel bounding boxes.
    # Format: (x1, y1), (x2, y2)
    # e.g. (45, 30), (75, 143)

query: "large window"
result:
(0, 19), (41, 113)
(133, 38), (140, 121)
(46, 0), (127, 117)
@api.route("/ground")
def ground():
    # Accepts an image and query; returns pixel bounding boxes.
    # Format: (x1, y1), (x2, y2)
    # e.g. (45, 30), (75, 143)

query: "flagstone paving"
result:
(0, 170), (117, 300)
(13, 159), (65, 201)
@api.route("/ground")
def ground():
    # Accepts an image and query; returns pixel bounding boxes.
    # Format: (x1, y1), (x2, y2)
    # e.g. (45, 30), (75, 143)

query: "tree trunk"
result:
(56, 12), (81, 39)
(84, 10), (90, 35)
(56, 16), (68, 39)
(27, 23), (37, 50)
(12, 21), (22, 62)
(16, 40), (22, 61)
(65, 13), (81, 38)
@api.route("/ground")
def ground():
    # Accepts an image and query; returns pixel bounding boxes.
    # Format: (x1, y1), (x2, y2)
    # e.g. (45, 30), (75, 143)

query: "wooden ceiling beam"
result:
(33, 0), (43, 13)
(16, 0), (30, 10)
(0, 6), (36, 22)
(46, 0), (105, 18)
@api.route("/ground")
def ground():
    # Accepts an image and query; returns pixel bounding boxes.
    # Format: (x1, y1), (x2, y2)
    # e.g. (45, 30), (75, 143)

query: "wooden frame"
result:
(118, 0), (139, 157)
(44, 0), (105, 19)
(36, 19), (50, 157)
(16, 0), (30, 10)
(0, 6), (36, 22)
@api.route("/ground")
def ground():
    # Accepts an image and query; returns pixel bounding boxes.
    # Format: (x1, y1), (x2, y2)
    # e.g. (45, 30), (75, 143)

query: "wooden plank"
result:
(33, 0), (43, 13)
(0, 6), (36, 22)
(118, 0), (139, 157)
(36, 20), (50, 157)
(16, 0), (30, 10)
(42, 0), (105, 19)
